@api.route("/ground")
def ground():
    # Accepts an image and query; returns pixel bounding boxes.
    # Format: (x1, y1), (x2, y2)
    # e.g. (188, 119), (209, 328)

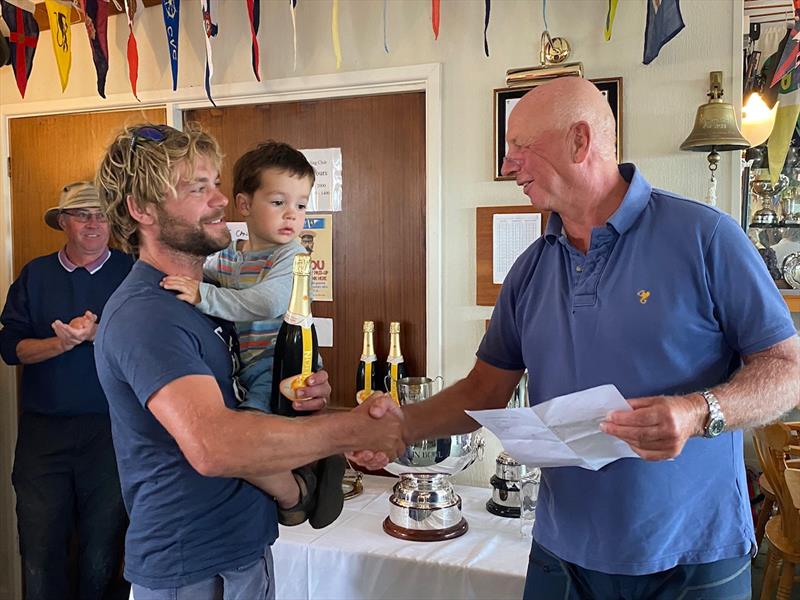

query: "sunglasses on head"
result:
(130, 125), (169, 152)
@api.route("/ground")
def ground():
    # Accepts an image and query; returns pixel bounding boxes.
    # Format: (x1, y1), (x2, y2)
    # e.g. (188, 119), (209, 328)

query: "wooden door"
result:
(186, 94), (426, 409)
(8, 108), (167, 276)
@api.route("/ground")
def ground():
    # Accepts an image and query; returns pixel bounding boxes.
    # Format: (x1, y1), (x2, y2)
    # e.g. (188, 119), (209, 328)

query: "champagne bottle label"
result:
(389, 362), (399, 401)
(364, 361), (373, 394)
(284, 310), (314, 328)
(300, 326), (314, 383)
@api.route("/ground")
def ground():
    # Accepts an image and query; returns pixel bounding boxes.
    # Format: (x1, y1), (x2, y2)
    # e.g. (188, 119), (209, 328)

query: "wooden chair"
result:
(754, 423), (800, 600)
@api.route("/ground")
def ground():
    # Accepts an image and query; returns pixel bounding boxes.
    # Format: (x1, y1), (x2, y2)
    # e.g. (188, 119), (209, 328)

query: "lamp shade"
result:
(741, 92), (779, 148)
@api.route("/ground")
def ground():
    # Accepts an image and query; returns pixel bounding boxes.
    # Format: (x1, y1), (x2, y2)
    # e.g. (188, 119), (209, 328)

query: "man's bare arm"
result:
(402, 359), (524, 441)
(715, 335), (800, 429)
(147, 374), (405, 478)
(603, 336), (800, 460)
(15, 337), (69, 364)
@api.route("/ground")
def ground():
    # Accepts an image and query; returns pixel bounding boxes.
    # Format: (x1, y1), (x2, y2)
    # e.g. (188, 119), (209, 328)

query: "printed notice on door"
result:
(492, 213), (541, 284)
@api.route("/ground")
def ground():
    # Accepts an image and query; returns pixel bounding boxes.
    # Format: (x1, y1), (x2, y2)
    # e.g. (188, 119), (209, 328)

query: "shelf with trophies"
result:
(745, 144), (800, 300)
(741, 28), (800, 312)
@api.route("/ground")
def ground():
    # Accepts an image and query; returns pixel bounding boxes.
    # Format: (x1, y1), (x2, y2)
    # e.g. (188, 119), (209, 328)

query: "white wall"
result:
(0, 1), (741, 596)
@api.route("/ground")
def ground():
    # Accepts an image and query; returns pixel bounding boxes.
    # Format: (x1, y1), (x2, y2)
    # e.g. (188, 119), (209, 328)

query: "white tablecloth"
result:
(273, 475), (530, 600)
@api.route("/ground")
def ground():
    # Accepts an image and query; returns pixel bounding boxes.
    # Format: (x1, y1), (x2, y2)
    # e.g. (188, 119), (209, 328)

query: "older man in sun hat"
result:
(0, 181), (134, 600)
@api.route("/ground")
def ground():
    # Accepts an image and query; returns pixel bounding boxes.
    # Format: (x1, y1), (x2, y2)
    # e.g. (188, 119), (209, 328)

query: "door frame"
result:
(0, 62), (442, 600)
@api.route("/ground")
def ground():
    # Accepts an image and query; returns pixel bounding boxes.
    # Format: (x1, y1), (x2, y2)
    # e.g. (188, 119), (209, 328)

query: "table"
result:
(273, 475), (530, 599)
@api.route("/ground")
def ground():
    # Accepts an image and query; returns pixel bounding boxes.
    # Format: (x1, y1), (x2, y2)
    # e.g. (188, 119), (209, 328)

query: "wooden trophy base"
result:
(485, 498), (520, 518)
(382, 516), (468, 542)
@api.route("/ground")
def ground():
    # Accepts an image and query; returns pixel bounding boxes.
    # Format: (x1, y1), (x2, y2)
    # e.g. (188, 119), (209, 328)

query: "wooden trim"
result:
(782, 291), (800, 313)
(476, 205), (549, 306)
(33, 0), (161, 32)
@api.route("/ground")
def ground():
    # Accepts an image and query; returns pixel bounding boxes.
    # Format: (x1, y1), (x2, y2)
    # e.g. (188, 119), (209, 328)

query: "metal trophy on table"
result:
(383, 376), (484, 542)
(486, 373), (529, 518)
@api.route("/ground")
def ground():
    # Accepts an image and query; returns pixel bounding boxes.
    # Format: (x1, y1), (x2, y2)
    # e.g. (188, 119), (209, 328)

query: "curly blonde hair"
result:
(95, 123), (223, 254)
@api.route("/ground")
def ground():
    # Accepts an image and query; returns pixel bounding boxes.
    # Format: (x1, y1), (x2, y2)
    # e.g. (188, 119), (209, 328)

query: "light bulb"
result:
(741, 92), (779, 147)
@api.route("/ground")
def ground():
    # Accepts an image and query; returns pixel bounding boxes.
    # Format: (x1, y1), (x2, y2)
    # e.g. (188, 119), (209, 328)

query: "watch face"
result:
(708, 418), (725, 437)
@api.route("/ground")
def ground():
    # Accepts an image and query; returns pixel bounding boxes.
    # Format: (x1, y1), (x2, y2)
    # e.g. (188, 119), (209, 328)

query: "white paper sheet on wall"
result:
(313, 317), (333, 347)
(300, 148), (343, 212)
(492, 213), (541, 284)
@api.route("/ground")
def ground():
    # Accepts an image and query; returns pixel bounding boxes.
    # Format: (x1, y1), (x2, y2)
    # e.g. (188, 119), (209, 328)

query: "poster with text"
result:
(302, 214), (333, 301)
(299, 148), (342, 212)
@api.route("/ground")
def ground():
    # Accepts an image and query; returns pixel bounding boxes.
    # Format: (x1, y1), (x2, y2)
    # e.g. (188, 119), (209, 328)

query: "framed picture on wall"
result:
(493, 77), (623, 181)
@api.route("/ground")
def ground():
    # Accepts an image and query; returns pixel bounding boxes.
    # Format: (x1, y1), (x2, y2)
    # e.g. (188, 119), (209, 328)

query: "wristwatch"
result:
(700, 389), (726, 438)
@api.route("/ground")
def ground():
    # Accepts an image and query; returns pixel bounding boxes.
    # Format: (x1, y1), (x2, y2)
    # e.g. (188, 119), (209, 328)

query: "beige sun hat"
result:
(43, 182), (103, 230)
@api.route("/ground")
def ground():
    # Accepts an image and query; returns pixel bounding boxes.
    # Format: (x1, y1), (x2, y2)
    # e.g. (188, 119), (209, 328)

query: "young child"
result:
(161, 141), (343, 528)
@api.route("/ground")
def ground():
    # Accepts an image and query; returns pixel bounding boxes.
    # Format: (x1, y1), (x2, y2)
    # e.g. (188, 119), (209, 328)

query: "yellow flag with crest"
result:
(45, 0), (72, 91)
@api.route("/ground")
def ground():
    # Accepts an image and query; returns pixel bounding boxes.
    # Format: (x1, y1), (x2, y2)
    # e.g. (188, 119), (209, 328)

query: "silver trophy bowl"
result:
(383, 377), (484, 541)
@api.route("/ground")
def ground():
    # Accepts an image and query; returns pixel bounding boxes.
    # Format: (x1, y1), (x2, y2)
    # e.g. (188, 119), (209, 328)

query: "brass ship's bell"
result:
(681, 71), (749, 176)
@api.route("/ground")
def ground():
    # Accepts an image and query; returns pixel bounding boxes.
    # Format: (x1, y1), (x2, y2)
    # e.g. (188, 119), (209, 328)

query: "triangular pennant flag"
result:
(124, 0), (139, 100)
(201, 0), (218, 106)
(246, 0), (260, 81)
(161, 0), (179, 91)
(643, 0), (684, 65)
(290, 0), (298, 69)
(432, 0), (439, 40)
(331, 0), (341, 69)
(769, 70), (800, 182)
(483, 0), (490, 57)
(44, 0), (71, 91)
(604, 0), (618, 41)
(79, 0), (109, 98)
(1, 0), (38, 98)
(771, 0), (800, 87)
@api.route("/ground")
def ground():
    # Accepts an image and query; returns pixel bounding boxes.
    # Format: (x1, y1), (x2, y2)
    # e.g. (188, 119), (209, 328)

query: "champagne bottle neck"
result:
(361, 331), (376, 362)
(388, 332), (403, 362)
(286, 274), (312, 323)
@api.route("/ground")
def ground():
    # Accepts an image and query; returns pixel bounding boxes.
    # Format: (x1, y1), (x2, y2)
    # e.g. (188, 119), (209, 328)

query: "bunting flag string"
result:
(643, 0), (684, 65)
(770, 0), (800, 87)
(290, 0), (298, 70)
(201, 0), (218, 106)
(44, 0), (71, 91)
(1, 0), (38, 98)
(124, 0), (139, 100)
(432, 0), (439, 40)
(161, 0), (179, 91)
(382, 0), (389, 53)
(79, 0), (109, 98)
(331, 0), (341, 69)
(246, 0), (260, 81)
(483, 0), (490, 57)
(604, 0), (618, 41)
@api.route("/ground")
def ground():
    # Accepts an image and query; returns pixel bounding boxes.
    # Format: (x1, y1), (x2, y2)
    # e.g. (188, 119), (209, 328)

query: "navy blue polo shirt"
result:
(95, 261), (276, 588)
(478, 164), (796, 575)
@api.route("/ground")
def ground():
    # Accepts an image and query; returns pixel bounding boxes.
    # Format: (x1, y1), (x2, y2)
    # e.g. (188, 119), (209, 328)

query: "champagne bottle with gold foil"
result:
(384, 322), (407, 404)
(270, 254), (319, 416)
(355, 321), (378, 404)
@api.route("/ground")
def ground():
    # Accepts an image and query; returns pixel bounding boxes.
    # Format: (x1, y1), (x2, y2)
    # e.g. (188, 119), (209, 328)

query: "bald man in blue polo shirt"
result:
(354, 77), (800, 599)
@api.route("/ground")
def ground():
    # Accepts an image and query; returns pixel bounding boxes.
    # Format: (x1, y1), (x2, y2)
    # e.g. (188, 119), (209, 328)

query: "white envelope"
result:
(466, 384), (640, 471)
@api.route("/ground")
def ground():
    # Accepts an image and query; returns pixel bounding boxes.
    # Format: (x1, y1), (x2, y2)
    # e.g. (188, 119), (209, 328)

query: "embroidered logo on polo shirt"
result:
(637, 290), (651, 304)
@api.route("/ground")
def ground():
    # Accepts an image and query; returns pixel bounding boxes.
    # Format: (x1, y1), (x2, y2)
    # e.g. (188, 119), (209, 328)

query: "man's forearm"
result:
(197, 409), (396, 478)
(404, 362), (524, 442)
(16, 337), (67, 364)
(715, 336), (800, 430)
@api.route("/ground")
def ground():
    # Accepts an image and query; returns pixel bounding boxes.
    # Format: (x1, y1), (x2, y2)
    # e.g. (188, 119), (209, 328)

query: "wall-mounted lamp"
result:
(681, 71), (750, 206)
(741, 91), (779, 148)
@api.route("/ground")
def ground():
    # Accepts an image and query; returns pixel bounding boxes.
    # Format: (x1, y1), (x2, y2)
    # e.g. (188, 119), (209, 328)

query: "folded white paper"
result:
(466, 384), (640, 471)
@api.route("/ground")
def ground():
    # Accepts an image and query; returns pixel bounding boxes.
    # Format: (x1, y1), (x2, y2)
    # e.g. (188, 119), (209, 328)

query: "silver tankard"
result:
(383, 376), (484, 541)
